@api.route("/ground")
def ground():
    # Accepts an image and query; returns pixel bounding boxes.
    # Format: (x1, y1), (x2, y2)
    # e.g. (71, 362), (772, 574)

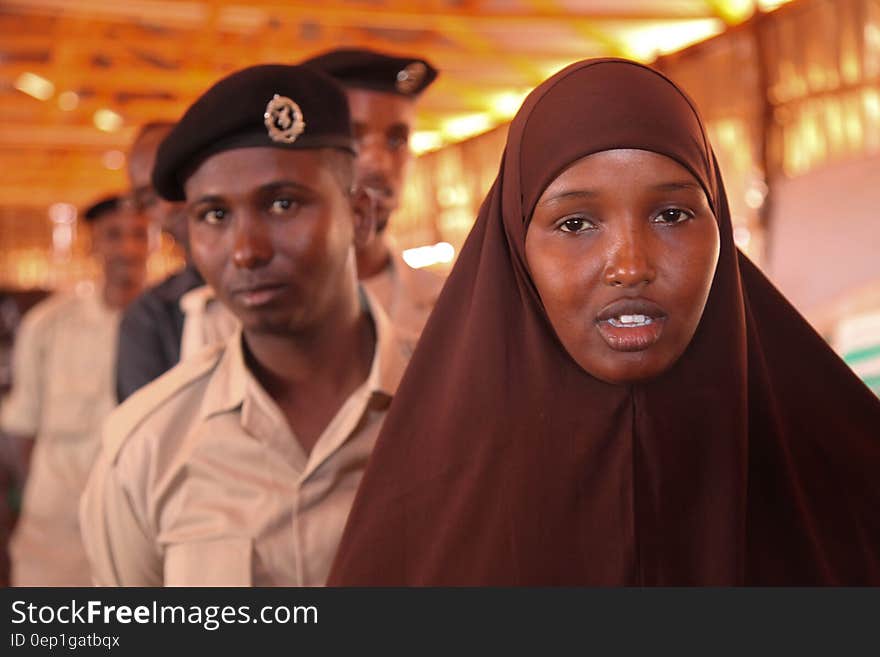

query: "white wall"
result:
(765, 152), (880, 338)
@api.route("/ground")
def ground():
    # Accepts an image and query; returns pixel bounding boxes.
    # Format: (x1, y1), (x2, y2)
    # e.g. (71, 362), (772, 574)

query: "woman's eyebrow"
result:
(537, 189), (598, 207)
(652, 181), (703, 192)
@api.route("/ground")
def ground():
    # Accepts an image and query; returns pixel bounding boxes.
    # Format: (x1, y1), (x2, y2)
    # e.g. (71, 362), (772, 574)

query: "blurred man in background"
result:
(116, 122), (206, 402)
(304, 48), (445, 347)
(1, 194), (150, 585)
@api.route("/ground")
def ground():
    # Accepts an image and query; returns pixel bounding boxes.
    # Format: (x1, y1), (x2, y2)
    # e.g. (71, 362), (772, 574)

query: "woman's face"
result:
(525, 149), (720, 384)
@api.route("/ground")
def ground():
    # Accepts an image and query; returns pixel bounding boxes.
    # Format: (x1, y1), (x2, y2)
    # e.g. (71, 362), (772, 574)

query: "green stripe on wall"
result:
(843, 343), (880, 366)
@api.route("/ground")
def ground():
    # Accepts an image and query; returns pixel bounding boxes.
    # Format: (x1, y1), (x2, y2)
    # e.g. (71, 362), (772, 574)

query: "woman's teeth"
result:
(607, 314), (653, 328)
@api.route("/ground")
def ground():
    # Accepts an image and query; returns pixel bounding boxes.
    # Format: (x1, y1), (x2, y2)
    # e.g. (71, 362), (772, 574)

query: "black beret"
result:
(83, 194), (125, 222)
(302, 48), (438, 97)
(153, 64), (356, 201)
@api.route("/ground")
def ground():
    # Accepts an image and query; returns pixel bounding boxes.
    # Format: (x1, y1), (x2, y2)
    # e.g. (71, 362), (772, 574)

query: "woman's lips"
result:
(594, 298), (668, 352)
(595, 316), (666, 352)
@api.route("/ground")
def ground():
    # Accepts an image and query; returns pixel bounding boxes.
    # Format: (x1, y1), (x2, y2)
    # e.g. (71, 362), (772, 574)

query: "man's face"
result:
(185, 147), (358, 335)
(128, 126), (188, 251)
(91, 207), (151, 290)
(345, 88), (416, 232)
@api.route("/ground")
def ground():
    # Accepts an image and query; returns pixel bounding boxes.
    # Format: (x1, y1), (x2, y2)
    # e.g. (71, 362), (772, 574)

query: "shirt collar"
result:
(79, 282), (120, 321)
(198, 285), (409, 422)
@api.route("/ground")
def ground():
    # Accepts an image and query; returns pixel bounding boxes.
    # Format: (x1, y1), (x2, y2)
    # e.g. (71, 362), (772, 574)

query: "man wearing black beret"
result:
(3, 194), (150, 585)
(81, 64), (410, 586)
(303, 48), (445, 347)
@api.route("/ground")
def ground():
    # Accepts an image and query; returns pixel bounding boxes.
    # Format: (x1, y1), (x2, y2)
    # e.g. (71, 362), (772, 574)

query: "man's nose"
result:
(232, 213), (273, 269)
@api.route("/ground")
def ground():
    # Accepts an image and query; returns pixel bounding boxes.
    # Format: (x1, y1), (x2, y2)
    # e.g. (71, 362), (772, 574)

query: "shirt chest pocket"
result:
(164, 537), (253, 586)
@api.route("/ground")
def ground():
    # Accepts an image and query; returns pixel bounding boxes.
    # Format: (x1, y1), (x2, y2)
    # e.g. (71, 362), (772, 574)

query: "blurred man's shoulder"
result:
(123, 266), (203, 324)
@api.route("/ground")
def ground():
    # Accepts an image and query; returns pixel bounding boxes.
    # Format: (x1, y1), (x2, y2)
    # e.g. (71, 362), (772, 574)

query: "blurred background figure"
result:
(0, 290), (48, 587)
(0, 195), (150, 585)
(304, 48), (446, 348)
(115, 122), (205, 402)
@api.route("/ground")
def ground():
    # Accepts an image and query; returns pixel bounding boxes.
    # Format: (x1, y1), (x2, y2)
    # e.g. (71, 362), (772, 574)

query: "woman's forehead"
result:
(542, 150), (701, 190)
(514, 60), (714, 213)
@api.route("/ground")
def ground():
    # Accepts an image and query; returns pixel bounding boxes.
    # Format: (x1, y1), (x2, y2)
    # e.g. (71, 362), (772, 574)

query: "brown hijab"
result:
(329, 59), (880, 585)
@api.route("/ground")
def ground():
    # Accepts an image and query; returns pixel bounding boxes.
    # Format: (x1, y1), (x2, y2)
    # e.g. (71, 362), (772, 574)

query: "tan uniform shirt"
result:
(362, 246), (445, 350)
(1, 288), (120, 586)
(80, 293), (409, 586)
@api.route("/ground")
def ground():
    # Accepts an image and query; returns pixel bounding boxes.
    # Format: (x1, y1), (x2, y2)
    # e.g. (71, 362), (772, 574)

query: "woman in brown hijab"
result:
(328, 59), (880, 585)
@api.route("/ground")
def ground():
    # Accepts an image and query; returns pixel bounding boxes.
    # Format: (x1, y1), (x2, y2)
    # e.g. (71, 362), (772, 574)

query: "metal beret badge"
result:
(264, 94), (306, 143)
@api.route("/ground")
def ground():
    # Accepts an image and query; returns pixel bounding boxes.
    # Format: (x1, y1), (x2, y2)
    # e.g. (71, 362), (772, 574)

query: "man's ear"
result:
(350, 185), (377, 250)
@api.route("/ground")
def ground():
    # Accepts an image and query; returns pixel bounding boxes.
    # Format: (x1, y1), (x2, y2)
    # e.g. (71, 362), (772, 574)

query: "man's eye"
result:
(559, 217), (594, 233)
(270, 198), (296, 215)
(200, 208), (227, 225)
(653, 208), (692, 224)
(387, 135), (408, 150)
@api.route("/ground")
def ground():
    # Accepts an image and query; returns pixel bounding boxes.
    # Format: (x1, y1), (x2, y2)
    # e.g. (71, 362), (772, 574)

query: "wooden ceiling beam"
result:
(3, 0), (717, 32)
(0, 23), (617, 67)
(0, 183), (127, 208)
(527, 0), (631, 60)
(0, 124), (136, 149)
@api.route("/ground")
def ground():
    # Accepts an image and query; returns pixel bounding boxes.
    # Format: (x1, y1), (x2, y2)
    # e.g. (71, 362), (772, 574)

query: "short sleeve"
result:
(79, 428), (164, 586)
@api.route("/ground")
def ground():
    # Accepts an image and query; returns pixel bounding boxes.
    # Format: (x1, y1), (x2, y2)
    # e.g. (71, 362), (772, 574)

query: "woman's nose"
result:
(603, 228), (656, 288)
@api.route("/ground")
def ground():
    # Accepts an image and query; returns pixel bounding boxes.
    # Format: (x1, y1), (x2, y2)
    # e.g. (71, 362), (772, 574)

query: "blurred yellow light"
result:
(490, 90), (530, 120)
(541, 60), (577, 81)
(864, 89), (880, 120)
(93, 108), (123, 132)
(402, 242), (455, 269)
(713, 0), (756, 24)
(844, 110), (863, 147)
(58, 91), (80, 111)
(442, 113), (493, 141)
(621, 19), (725, 61)
(757, 0), (793, 10)
(14, 72), (55, 101)
(867, 24), (880, 51)
(713, 120), (740, 147)
(411, 131), (444, 155)
(841, 53), (860, 84)
(825, 100), (844, 150)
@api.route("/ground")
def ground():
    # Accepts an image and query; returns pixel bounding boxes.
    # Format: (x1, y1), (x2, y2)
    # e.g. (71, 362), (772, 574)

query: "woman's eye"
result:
(559, 217), (594, 233)
(270, 198), (296, 215)
(200, 208), (227, 225)
(653, 208), (692, 224)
